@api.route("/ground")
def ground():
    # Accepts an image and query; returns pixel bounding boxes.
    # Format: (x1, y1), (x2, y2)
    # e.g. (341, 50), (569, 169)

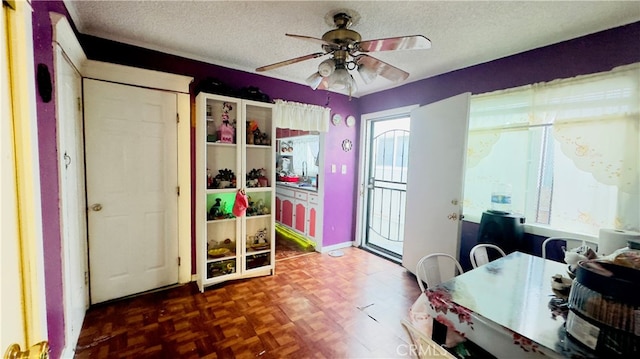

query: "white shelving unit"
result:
(195, 92), (275, 291)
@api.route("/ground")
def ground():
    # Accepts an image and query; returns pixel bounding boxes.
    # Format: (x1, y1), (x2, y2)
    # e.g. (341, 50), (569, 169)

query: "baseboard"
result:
(319, 241), (354, 253)
(60, 345), (76, 359)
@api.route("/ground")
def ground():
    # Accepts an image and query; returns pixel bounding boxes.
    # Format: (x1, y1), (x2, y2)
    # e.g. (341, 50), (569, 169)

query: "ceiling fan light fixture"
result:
(328, 67), (351, 90)
(357, 64), (377, 84)
(317, 58), (336, 77)
(306, 72), (323, 90)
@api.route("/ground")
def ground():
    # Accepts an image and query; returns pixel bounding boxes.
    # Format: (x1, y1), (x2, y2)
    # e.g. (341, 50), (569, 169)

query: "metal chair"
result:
(415, 253), (464, 292)
(401, 318), (456, 359)
(469, 243), (506, 268)
(541, 237), (598, 260)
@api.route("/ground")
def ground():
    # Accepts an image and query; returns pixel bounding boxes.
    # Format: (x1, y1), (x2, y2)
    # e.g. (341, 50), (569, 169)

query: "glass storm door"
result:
(362, 117), (410, 259)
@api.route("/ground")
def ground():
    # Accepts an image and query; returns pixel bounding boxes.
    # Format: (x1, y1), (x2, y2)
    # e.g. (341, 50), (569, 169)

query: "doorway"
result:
(84, 79), (180, 304)
(359, 110), (413, 260)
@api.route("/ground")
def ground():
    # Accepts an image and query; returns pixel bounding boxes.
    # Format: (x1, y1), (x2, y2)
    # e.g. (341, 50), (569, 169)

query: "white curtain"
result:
(464, 63), (639, 235)
(273, 99), (331, 132)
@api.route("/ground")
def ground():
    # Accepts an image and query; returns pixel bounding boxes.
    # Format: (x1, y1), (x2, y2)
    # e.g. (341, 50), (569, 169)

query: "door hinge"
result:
(176, 186), (180, 196)
(4, 1), (16, 10)
(77, 97), (82, 112)
(178, 257), (181, 266)
(84, 271), (89, 286)
(176, 113), (179, 123)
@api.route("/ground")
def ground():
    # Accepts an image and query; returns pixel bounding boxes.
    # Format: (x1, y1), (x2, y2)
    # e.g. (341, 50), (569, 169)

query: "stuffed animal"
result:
(255, 228), (268, 244)
(219, 102), (235, 143)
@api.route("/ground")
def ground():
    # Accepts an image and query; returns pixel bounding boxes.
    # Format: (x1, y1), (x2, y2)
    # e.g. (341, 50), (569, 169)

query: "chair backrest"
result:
(469, 243), (506, 268)
(401, 319), (456, 359)
(415, 253), (464, 292)
(541, 237), (599, 260)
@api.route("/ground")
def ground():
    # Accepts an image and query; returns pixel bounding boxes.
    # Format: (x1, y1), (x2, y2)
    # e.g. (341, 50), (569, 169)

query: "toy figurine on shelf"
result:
(254, 228), (268, 245)
(207, 168), (214, 189)
(208, 198), (222, 220)
(218, 102), (235, 143)
(247, 120), (258, 145)
(215, 168), (235, 189)
(258, 168), (269, 187)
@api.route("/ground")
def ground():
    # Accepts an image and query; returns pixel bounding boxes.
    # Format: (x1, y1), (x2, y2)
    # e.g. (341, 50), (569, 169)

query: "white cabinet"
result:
(276, 187), (295, 228)
(276, 187), (321, 243)
(195, 92), (275, 291)
(307, 193), (319, 242)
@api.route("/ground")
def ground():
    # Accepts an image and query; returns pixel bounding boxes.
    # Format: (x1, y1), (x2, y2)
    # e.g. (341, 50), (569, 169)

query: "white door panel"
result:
(56, 46), (88, 349)
(402, 93), (471, 276)
(84, 79), (179, 304)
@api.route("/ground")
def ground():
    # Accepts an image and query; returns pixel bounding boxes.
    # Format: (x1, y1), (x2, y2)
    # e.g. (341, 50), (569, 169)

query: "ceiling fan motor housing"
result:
(322, 12), (361, 55)
(322, 28), (361, 51)
(256, 8), (427, 93)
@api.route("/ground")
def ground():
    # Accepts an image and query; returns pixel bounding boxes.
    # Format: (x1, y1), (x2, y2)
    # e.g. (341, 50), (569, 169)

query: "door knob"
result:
(90, 203), (102, 211)
(447, 213), (458, 220)
(4, 341), (49, 359)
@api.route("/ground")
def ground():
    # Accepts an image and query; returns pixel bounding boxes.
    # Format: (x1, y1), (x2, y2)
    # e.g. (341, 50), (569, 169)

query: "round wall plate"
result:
(342, 139), (353, 152)
(332, 113), (342, 126)
(346, 115), (355, 127)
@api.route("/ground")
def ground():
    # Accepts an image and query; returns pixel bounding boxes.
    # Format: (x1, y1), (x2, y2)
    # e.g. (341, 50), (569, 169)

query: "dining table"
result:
(407, 251), (601, 358)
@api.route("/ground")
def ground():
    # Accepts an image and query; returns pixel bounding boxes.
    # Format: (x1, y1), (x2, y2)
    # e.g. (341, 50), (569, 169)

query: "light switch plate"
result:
(331, 164), (336, 173)
(341, 164), (347, 174)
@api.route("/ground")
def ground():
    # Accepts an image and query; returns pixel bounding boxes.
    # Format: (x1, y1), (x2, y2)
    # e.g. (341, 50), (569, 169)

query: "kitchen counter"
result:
(276, 181), (317, 192)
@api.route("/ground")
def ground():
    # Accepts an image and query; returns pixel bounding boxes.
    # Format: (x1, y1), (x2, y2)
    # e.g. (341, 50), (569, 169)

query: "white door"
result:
(84, 79), (179, 304)
(55, 47), (88, 346)
(402, 93), (471, 276)
(1, 2), (26, 350)
(2, 1), (48, 355)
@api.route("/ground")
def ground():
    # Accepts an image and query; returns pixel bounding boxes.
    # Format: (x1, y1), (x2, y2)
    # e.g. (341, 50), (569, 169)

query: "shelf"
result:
(206, 253), (237, 262)
(246, 214), (271, 220)
(206, 188), (237, 194)
(197, 92), (275, 292)
(206, 142), (237, 147)
(206, 217), (236, 224)
(246, 144), (272, 149)
(245, 186), (272, 193)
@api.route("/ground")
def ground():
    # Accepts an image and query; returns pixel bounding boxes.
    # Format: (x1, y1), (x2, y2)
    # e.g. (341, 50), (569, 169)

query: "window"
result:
(463, 63), (639, 237)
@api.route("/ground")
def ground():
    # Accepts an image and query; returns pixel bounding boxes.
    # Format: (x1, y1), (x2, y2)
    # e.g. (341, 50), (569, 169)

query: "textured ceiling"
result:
(64, 1), (640, 97)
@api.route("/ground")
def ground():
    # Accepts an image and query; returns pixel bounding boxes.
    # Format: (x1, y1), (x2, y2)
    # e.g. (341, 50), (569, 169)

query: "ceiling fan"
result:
(255, 9), (431, 96)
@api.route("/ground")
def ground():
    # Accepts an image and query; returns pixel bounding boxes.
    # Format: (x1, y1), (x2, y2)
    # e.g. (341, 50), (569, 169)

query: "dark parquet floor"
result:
(74, 247), (422, 359)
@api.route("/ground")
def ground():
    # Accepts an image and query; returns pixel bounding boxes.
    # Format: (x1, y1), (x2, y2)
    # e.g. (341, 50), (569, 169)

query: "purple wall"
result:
(28, 0), (639, 356)
(360, 21), (640, 112)
(31, 1), (75, 357)
(358, 21), (640, 268)
(77, 34), (361, 254)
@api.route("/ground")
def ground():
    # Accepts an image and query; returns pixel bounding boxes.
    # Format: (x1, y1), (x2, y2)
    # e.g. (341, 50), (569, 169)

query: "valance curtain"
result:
(273, 99), (331, 132)
(465, 63), (639, 234)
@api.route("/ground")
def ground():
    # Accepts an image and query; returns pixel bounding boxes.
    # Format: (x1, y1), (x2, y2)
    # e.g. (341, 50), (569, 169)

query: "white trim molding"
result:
(82, 60), (193, 93)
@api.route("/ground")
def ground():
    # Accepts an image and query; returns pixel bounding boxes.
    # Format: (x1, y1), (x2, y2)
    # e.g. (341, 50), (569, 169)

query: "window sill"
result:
(463, 215), (598, 242)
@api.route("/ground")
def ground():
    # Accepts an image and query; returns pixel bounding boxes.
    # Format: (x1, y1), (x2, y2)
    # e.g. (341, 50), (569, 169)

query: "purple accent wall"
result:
(27, 1), (639, 356)
(77, 35), (361, 254)
(31, 1), (74, 357)
(359, 21), (640, 113)
(358, 21), (640, 270)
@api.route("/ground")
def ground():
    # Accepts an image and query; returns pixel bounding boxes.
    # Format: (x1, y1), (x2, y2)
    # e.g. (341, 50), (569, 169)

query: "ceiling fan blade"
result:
(286, 33), (333, 47)
(305, 72), (331, 90)
(355, 54), (409, 82)
(356, 35), (431, 52)
(256, 52), (327, 72)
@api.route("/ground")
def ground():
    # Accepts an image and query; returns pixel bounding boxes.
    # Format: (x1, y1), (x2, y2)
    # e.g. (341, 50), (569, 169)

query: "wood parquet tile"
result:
(74, 247), (422, 359)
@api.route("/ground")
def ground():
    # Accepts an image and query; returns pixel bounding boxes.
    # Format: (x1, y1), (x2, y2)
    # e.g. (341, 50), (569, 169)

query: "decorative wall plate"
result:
(346, 115), (355, 127)
(342, 139), (353, 152)
(332, 113), (342, 126)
